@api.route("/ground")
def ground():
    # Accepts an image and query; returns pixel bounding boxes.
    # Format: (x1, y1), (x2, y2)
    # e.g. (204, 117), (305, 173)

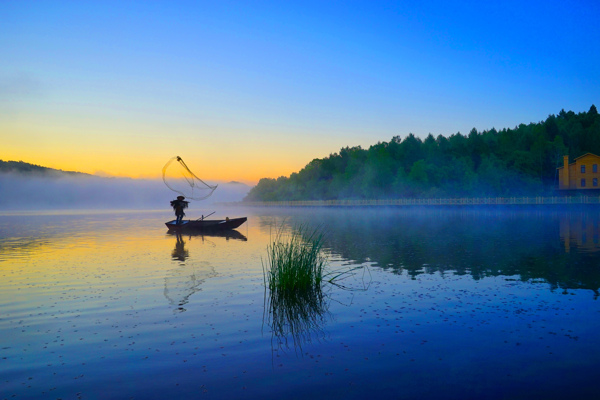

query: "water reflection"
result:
(171, 232), (189, 262)
(164, 232), (219, 312)
(560, 213), (600, 253)
(3, 210), (600, 399)
(164, 261), (217, 312)
(163, 229), (248, 312)
(166, 229), (248, 242)
(264, 283), (330, 354)
(263, 208), (600, 297)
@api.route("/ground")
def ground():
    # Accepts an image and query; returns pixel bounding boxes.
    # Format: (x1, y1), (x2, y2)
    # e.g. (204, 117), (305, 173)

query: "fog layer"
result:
(0, 173), (250, 210)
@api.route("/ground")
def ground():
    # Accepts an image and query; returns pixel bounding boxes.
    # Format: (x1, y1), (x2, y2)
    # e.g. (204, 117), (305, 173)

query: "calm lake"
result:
(1, 206), (600, 399)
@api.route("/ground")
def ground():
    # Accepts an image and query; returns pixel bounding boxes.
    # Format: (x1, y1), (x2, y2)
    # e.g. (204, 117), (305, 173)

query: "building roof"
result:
(557, 153), (600, 169)
(574, 152), (600, 161)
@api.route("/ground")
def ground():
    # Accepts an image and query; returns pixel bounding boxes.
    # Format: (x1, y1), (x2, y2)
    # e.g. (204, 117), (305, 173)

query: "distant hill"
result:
(0, 160), (95, 178)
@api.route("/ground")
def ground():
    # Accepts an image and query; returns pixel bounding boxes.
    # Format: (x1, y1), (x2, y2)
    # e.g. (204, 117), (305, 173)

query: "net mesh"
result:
(162, 156), (218, 200)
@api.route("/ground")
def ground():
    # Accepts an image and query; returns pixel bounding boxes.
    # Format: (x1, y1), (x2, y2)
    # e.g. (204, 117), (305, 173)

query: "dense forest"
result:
(245, 106), (600, 201)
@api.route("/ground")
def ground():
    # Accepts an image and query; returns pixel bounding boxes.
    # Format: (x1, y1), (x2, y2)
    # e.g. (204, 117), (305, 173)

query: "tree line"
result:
(245, 105), (600, 201)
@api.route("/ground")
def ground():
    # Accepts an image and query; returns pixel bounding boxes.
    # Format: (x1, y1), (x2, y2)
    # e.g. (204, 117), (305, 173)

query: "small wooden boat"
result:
(165, 217), (247, 231)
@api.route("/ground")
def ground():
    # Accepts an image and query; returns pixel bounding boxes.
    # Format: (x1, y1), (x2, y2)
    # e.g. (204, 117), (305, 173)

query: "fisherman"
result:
(170, 195), (189, 224)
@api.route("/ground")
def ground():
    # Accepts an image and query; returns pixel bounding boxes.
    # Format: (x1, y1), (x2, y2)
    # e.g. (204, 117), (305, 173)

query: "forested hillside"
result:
(245, 106), (600, 201)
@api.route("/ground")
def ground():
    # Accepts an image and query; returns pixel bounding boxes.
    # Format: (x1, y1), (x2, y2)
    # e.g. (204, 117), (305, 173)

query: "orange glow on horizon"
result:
(0, 111), (358, 185)
(0, 150), (310, 185)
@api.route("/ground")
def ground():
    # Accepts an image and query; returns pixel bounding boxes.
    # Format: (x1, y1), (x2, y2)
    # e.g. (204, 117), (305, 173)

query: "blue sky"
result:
(1, 1), (598, 181)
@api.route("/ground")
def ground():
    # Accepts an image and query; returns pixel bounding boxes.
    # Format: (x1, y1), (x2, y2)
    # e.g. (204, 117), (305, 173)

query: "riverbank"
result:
(232, 196), (600, 207)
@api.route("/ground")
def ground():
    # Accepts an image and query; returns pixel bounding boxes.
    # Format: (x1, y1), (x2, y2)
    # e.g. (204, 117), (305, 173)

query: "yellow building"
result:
(557, 153), (600, 190)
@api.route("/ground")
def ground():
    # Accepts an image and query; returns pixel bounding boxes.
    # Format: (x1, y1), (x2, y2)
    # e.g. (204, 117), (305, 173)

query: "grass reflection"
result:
(264, 277), (331, 353)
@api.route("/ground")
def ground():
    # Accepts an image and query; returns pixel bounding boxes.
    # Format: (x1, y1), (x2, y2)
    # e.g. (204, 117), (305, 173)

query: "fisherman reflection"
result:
(165, 234), (217, 313)
(171, 232), (189, 262)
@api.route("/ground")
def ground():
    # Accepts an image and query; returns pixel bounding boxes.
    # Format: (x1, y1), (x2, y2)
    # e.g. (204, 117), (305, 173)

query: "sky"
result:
(1, 0), (599, 184)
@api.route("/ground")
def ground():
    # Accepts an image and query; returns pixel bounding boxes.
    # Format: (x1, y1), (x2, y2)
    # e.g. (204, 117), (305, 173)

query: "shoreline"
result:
(229, 196), (600, 208)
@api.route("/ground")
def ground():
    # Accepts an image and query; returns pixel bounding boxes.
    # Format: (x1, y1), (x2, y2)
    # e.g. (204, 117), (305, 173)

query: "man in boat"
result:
(170, 196), (189, 224)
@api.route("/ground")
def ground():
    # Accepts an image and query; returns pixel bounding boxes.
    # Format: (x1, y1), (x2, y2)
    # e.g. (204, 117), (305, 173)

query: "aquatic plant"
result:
(263, 223), (371, 352)
(262, 224), (328, 351)
(263, 222), (371, 295)
(263, 224), (327, 294)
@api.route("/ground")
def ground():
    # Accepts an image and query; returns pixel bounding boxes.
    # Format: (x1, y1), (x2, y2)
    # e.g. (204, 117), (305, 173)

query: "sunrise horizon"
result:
(2, 102), (597, 185)
(2, 1), (598, 186)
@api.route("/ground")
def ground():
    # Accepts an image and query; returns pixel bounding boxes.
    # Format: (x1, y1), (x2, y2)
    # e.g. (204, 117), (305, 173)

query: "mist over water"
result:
(0, 173), (251, 210)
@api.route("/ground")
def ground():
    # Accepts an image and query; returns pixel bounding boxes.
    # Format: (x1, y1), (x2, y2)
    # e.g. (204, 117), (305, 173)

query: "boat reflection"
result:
(166, 229), (247, 242)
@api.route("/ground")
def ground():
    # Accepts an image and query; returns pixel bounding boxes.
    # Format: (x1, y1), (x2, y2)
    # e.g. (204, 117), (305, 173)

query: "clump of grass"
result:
(262, 223), (329, 351)
(263, 224), (327, 294)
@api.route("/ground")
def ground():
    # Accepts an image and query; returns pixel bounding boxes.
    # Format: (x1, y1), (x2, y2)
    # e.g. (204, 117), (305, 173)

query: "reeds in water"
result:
(263, 224), (329, 351)
(263, 224), (327, 294)
(263, 223), (371, 352)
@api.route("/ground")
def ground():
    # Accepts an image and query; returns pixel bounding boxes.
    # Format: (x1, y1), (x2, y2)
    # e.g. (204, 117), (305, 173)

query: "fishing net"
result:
(162, 156), (218, 200)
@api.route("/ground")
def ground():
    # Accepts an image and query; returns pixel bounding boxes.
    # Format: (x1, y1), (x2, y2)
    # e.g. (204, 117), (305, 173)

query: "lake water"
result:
(1, 207), (600, 399)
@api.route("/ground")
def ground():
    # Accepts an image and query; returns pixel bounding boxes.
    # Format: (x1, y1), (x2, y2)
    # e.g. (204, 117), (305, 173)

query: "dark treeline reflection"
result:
(257, 207), (600, 297)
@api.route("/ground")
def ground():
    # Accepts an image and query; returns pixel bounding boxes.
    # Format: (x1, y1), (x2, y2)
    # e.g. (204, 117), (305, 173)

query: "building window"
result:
(581, 179), (586, 187)
(594, 178), (598, 187)
(594, 164), (598, 173)
(581, 165), (586, 173)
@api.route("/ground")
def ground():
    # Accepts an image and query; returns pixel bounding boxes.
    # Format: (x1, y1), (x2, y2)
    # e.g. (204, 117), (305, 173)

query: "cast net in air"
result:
(162, 156), (218, 200)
